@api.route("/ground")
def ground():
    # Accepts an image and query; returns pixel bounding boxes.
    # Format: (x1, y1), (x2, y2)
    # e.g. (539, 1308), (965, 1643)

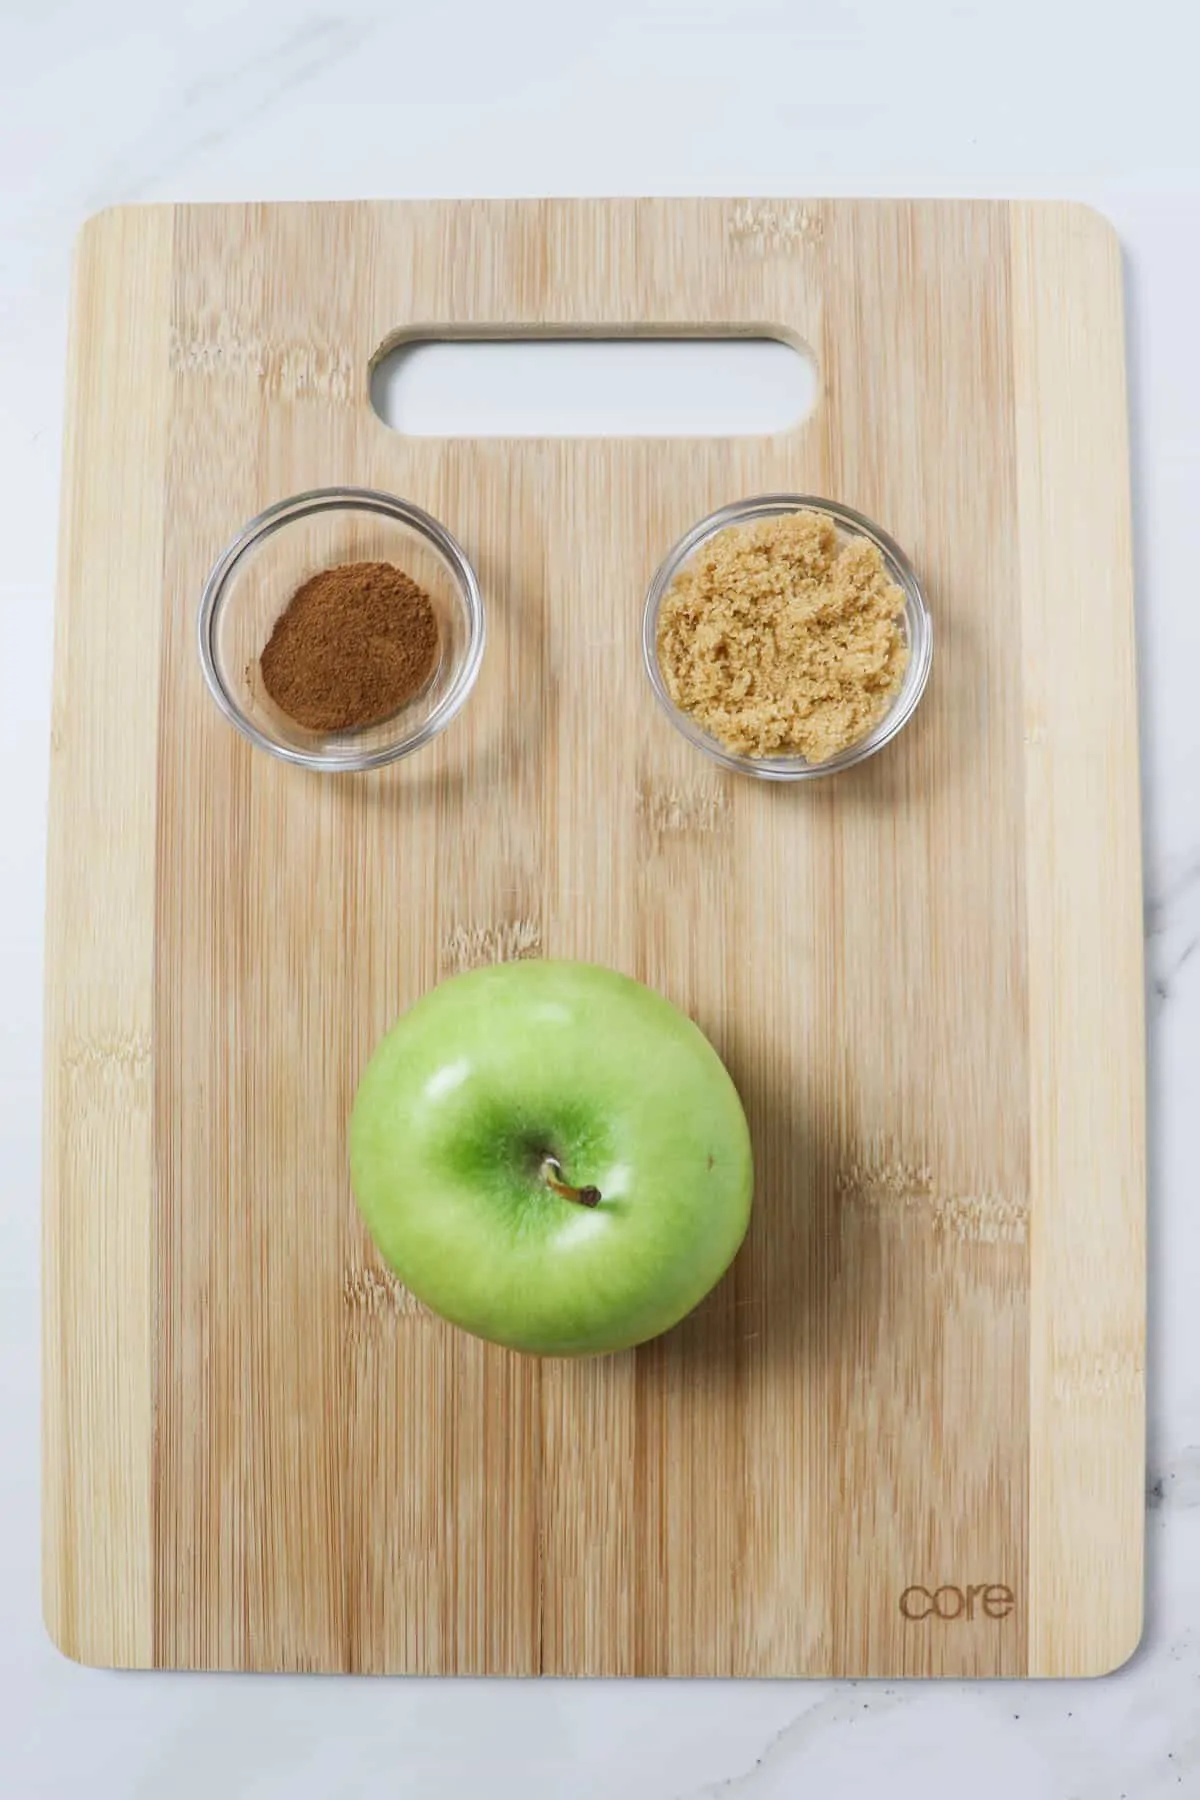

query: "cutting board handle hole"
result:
(369, 335), (817, 439)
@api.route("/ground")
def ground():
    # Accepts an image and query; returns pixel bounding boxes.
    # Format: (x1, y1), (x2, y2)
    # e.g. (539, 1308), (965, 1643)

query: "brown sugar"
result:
(656, 510), (909, 763)
(260, 560), (440, 733)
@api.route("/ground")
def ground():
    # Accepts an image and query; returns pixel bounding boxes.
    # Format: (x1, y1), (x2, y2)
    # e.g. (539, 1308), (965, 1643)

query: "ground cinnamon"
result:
(260, 560), (440, 733)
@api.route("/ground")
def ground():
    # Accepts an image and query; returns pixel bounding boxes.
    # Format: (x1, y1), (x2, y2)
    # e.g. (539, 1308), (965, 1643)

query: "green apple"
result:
(349, 959), (753, 1356)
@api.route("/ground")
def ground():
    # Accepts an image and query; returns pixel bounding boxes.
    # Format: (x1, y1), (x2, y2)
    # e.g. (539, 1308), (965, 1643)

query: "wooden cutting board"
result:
(43, 199), (1144, 1678)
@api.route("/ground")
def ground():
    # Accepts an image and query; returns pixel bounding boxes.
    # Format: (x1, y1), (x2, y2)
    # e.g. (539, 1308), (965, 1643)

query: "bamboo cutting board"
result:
(44, 199), (1144, 1677)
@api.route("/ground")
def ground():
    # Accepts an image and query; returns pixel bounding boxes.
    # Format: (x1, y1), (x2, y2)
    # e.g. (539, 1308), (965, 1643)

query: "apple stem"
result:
(540, 1157), (602, 1208)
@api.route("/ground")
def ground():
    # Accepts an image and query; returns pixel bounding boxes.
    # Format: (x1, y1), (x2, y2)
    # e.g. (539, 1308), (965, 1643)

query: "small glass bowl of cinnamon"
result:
(198, 487), (485, 772)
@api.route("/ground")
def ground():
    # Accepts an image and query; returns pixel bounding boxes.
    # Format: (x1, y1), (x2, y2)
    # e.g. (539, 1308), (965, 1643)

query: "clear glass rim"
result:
(641, 493), (933, 781)
(197, 485), (486, 773)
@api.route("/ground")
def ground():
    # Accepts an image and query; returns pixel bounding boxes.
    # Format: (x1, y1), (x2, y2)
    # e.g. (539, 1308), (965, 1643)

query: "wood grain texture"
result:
(43, 199), (1144, 1676)
(1012, 204), (1146, 1676)
(43, 206), (174, 1665)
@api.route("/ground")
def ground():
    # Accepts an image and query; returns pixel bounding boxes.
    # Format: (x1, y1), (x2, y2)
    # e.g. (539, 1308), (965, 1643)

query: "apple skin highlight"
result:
(349, 960), (754, 1357)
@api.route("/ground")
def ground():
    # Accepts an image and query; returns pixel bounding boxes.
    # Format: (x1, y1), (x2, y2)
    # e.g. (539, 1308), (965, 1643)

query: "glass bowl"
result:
(198, 487), (485, 772)
(642, 494), (932, 781)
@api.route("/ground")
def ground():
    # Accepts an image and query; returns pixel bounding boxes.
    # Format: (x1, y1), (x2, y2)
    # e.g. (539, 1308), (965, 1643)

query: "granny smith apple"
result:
(349, 960), (753, 1356)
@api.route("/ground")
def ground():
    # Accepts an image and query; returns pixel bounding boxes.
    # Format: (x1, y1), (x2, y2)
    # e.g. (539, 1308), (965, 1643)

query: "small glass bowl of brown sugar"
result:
(199, 487), (485, 772)
(643, 495), (932, 781)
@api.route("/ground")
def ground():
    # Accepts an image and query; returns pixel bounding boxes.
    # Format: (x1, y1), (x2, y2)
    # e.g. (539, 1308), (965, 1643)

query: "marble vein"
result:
(85, 13), (377, 209)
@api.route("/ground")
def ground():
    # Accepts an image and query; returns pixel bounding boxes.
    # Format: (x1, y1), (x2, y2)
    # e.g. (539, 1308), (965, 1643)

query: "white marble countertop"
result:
(4, 2), (1199, 1794)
